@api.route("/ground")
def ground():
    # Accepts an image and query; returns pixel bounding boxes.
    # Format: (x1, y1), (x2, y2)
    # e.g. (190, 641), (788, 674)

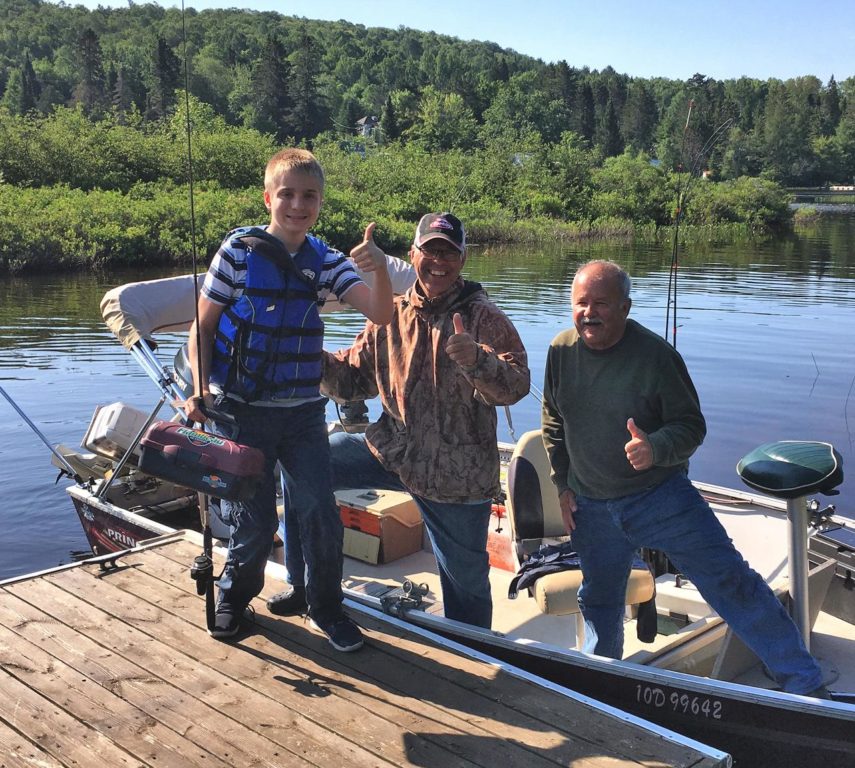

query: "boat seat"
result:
(506, 430), (655, 620)
(736, 441), (843, 499)
(737, 440), (843, 651)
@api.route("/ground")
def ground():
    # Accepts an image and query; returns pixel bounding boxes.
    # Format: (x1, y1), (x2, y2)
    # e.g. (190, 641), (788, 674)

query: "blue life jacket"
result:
(210, 227), (327, 402)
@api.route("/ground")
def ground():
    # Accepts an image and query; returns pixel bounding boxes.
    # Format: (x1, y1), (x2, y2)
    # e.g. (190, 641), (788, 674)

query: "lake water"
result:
(1, 213), (854, 580)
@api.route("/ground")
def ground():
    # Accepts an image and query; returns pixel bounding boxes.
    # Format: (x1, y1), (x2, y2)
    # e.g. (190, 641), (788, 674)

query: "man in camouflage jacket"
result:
(268, 212), (529, 628)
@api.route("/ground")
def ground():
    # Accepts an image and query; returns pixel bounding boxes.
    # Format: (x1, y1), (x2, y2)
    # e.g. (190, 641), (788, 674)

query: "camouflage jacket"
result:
(323, 279), (530, 502)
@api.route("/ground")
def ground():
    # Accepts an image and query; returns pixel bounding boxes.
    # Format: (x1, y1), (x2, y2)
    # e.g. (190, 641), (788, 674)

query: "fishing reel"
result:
(190, 553), (214, 596)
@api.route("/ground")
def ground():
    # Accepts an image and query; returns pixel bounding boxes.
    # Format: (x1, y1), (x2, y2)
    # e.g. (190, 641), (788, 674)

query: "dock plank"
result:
(0, 536), (727, 768)
(0, 717), (66, 768)
(0, 663), (144, 767)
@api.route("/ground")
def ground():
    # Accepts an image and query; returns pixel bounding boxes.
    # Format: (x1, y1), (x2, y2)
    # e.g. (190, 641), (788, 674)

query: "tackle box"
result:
(138, 421), (265, 502)
(336, 488), (423, 564)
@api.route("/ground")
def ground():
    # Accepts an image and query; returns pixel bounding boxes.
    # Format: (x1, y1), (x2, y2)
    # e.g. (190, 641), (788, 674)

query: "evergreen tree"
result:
(622, 80), (658, 152)
(146, 36), (181, 120)
(761, 78), (822, 184)
(0, 69), (26, 114)
(2, 53), (41, 115)
(820, 75), (842, 136)
(289, 29), (327, 142)
(381, 93), (399, 141)
(722, 77), (768, 132)
(598, 98), (623, 157)
(73, 28), (107, 116)
(833, 99), (855, 183)
(36, 85), (65, 115)
(553, 60), (577, 109)
(336, 96), (363, 136)
(111, 65), (133, 116)
(489, 55), (510, 83)
(577, 82), (595, 143)
(249, 35), (292, 140)
(21, 53), (41, 114)
(389, 88), (420, 136)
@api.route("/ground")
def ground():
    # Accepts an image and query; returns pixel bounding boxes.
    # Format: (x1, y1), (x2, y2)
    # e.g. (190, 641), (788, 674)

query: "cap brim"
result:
(416, 233), (464, 252)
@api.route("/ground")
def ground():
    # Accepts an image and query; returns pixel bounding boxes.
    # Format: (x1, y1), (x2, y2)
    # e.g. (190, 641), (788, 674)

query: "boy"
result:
(184, 148), (392, 649)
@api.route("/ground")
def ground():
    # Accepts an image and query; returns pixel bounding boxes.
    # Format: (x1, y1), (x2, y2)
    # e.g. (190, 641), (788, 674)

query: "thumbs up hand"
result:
(350, 222), (386, 273)
(446, 312), (479, 368)
(625, 418), (654, 471)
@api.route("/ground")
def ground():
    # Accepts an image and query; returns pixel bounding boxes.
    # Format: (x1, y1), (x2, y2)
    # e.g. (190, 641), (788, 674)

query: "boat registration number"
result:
(635, 684), (723, 719)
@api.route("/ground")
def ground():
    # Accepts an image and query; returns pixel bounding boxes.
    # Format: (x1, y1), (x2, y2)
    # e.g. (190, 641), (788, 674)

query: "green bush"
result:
(590, 152), (673, 225)
(0, 108), (799, 273)
(686, 177), (792, 230)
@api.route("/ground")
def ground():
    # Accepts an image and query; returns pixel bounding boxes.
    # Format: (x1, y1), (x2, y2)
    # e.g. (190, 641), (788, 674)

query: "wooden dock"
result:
(0, 533), (728, 767)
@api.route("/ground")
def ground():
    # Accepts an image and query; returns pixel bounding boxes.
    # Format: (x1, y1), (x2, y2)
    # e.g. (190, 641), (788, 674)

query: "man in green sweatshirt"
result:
(541, 259), (825, 697)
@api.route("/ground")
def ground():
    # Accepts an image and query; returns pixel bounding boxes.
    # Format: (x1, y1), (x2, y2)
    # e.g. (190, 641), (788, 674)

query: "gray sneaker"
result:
(309, 614), (364, 652)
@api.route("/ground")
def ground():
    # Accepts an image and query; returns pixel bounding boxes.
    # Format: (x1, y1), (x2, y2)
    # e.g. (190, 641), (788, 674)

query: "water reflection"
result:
(1, 215), (854, 578)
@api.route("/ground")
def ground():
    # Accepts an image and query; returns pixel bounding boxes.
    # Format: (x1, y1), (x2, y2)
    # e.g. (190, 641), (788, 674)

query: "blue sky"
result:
(57, 1), (853, 82)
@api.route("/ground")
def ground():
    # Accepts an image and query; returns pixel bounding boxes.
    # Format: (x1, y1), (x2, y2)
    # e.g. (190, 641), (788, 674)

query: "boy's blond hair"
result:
(264, 148), (325, 191)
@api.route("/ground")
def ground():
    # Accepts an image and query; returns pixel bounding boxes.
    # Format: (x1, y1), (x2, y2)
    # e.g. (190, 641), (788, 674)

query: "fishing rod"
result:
(664, 99), (694, 349)
(0, 384), (85, 484)
(665, 101), (733, 349)
(177, 0), (216, 633)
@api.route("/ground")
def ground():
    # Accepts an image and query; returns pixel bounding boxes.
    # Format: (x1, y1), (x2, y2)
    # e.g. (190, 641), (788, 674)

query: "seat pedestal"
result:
(786, 495), (811, 648)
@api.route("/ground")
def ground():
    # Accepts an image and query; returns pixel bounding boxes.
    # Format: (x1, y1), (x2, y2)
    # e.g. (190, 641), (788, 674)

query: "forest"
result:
(1, 0), (853, 272)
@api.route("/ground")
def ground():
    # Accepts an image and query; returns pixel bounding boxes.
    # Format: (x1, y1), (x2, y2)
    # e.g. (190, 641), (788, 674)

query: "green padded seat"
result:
(736, 441), (843, 499)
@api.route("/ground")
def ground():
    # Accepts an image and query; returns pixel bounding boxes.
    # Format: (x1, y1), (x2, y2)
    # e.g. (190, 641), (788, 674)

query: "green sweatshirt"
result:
(541, 319), (706, 499)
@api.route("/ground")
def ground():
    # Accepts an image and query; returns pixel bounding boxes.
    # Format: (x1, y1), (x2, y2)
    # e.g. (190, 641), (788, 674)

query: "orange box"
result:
(335, 488), (423, 564)
(339, 503), (382, 536)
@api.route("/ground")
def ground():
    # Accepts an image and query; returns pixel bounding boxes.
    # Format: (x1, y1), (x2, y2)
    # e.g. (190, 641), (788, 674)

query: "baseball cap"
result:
(414, 212), (465, 253)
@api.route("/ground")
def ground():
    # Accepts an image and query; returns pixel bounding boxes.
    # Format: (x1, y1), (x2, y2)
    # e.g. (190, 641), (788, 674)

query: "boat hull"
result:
(436, 628), (853, 768)
(70, 490), (176, 555)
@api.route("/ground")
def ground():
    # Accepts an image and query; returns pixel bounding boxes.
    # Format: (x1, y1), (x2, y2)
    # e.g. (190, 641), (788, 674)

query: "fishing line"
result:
(180, 6), (202, 383)
(665, 101), (733, 348)
(0, 384), (84, 484)
(844, 373), (855, 451)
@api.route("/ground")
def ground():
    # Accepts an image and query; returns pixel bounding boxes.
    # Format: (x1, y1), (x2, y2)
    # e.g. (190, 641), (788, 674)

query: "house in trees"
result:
(356, 115), (379, 137)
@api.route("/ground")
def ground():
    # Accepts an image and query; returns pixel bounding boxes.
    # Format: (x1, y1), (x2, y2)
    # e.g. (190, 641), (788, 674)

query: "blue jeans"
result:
(285, 431), (493, 628)
(571, 470), (822, 694)
(213, 398), (343, 624)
